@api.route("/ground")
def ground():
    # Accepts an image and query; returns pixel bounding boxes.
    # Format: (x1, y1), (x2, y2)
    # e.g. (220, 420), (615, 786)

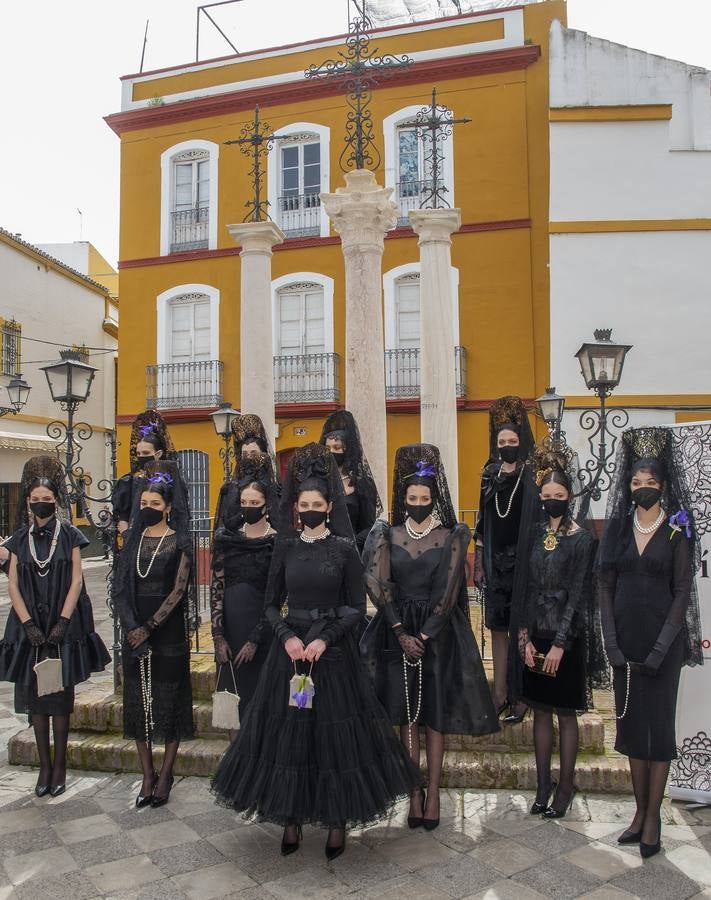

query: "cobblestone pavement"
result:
(0, 565), (709, 899)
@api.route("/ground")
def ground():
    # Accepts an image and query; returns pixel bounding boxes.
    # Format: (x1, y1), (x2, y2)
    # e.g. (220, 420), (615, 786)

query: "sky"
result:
(1, 0), (709, 268)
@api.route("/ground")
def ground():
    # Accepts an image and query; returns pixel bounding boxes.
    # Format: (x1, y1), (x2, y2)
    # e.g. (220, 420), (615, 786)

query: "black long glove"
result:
(47, 616), (70, 646)
(22, 620), (46, 647)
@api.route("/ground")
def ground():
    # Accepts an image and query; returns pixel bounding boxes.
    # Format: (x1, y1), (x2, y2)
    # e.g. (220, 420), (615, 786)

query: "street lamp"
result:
(0, 373), (31, 417)
(535, 386), (566, 446)
(210, 402), (240, 481)
(41, 350), (97, 408)
(574, 329), (633, 501)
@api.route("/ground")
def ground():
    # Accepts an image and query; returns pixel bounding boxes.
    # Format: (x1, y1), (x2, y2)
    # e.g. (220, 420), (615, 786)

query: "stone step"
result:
(7, 727), (632, 793)
(70, 688), (606, 754)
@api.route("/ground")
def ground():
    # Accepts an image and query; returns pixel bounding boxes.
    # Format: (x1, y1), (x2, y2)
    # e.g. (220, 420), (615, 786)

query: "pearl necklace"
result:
(139, 650), (154, 742)
(28, 519), (61, 578)
(299, 527), (331, 544)
(241, 519), (271, 539)
(405, 515), (439, 541)
(402, 655), (423, 753)
(136, 528), (171, 579)
(495, 465), (524, 519)
(633, 508), (665, 535)
(616, 662), (631, 721)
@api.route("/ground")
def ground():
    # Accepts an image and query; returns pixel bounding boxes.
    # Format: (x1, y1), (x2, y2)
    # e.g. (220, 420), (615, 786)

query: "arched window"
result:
(160, 140), (219, 255)
(267, 123), (330, 238)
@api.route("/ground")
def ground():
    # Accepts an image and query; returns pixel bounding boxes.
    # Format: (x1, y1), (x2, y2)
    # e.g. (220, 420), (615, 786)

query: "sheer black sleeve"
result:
(263, 539), (294, 645)
(598, 564), (625, 668)
(320, 539), (366, 646)
(210, 546), (225, 638)
(147, 552), (191, 630)
(553, 531), (594, 648)
(422, 524), (471, 640)
(644, 533), (692, 672)
(363, 520), (399, 627)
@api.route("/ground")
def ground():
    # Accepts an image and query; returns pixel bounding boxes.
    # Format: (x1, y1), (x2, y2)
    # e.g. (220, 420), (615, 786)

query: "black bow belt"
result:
(286, 605), (359, 644)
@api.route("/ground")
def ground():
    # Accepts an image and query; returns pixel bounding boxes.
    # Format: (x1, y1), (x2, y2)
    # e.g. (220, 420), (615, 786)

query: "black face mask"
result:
(632, 487), (662, 510)
(223, 509), (244, 531)
(499, 446), (519, 464)
(140, 507), (164, 528)
(406, 502), (434, 524)
(30, 501), (56, 520)
(299, 510), (328, 530)
(543, 498), (568, 519)
(330, 451), (345, 468)
(242, 505), (266, 525)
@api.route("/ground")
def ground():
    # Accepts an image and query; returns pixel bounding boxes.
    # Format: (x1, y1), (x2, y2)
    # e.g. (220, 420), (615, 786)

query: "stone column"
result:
(227, 221), (285, 442)
(321, 170), (397, 510)
(409, 208), (461, 511)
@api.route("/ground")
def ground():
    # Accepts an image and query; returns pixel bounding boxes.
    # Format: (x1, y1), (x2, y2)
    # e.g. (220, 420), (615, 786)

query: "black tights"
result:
(400, 724), (444, 819)
(32, 714), (69, 789)
(533, 709), (578, 810)
(628, 758), (669, 844)
(135, 739), (180, 797)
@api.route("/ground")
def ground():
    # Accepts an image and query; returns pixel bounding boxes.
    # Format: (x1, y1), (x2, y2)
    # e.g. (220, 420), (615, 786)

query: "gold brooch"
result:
(543, 530), (559, 552)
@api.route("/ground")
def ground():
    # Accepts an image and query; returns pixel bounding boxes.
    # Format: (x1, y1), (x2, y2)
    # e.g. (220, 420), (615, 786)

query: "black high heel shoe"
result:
(135, 771), (157, 808)
(151, 774), (174, 808)
(281, 824), (302, 856)
(530, 780), (557, 815)
(639, 817), (662, 859)
(496, 702), (510, 719)
(502, 705), (530, 726)
(423, 791), (440, 831)
(49, 783), (66, 798)
(325, 828), (346, 861)
(407, 788), (426, 829)
(617, 828), (643, 844)
(542, 785), (578, 819)
(35, 770), (52, 798)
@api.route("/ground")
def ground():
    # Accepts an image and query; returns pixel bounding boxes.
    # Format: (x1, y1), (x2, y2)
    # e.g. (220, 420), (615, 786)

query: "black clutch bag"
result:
(532, 651), (557, 678)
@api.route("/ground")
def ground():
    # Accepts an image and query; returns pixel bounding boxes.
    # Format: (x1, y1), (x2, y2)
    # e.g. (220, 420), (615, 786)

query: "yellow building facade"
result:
(108, 1), (565, 519)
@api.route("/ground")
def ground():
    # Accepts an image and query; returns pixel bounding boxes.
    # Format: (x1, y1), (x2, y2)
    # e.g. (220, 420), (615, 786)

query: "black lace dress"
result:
(0, 520), (110, 718)
(211, 534), (419, 827)
(362, 522), (499, 736)
(518, 526), (596, 715)
(599, 525), (692, 761)
(121, 534), (194, 743)
(211, 529), (274, 717)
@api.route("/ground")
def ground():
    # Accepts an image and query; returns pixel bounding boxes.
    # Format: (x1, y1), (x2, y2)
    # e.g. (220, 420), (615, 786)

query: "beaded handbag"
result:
(212, 663), (240, 731)
(34, 648), (64, 697)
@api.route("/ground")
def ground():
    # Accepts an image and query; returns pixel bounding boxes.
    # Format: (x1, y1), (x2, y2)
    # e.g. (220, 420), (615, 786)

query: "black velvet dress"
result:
(599, 525), (692, 761)
(121, 534), (194, 743)
(211, 528), (274, 717)
(0, 520), (110, 718)
(362, 522), (499, 736)
(519, 526), (596, 716)
(211, 534), (419, 827)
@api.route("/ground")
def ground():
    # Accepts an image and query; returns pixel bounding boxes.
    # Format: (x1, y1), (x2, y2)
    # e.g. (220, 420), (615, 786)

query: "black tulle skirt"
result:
(211, 625), (420, 828)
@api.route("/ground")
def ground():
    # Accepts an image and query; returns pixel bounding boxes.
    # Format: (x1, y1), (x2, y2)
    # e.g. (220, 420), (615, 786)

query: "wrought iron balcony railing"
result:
(277, 193), (321, 238)
(385, 346), (467, 399)
(273, 352), (340, 403)
(170, 206), (210, 252)
(395, 178), (435, 226)
(146, 360), (223, 410)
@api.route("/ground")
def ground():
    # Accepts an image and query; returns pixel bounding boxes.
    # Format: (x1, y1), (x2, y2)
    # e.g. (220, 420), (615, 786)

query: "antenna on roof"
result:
(139, 19), (149, 73)
(195, 0), (243, 62)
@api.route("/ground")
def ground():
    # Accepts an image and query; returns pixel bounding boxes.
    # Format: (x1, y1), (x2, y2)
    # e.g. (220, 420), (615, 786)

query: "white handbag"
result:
(34, 648), (64, 697)
(212, 663), (240, 731)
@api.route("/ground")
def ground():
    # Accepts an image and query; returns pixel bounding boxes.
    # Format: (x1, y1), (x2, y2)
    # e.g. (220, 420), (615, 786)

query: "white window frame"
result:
(267, 123), (330, 238)
(271, 273), (334, 355)
(383, 263), (460, 350)
(156, 283), (220, 365)
(160, 140), (219, 256)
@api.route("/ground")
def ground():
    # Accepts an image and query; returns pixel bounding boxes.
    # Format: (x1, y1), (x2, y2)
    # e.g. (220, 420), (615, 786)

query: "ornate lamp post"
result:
(210, 402), (240, 482)
(535, 386), (566, 448)
(0, 373), (31, 417)
(573, 329), (633, 501)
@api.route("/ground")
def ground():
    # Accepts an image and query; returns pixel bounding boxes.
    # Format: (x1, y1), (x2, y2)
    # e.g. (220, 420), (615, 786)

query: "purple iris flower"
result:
(148, 472), (173, 486)
(669, 509), (693, 539)
(414, 461), (436, 478)
(139, 424), (156, 439)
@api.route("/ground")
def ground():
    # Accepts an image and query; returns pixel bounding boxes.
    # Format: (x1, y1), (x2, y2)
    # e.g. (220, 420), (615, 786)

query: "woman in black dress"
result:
(232, 413), (272, 461)
(211, 443), (418, 859)
(474, 397), (537, 720)
(508, 446), (606, 819)
(115, 462), (193, 808)
(363, 444), (499, 830)
(0, 456), (110, 796)
(112, 410), (175, 535)
(211, 452), (279, 736)
(320, 410), (381, 551)
(599, 427), (702, 858)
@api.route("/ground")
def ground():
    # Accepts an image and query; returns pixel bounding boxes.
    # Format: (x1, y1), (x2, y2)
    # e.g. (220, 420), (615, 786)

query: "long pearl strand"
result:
(616, 662), (631, 721)
(402, 655), (423, 753)
(28, 519), (61, 578)
(495, 465), (524, 519)
(136, 528), (170, 579)
(633, 508), (665, 534)
(139, 650), (154, 742)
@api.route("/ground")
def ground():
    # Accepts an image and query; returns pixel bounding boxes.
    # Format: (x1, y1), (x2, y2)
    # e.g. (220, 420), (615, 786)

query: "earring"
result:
(326, 515), (330, 526)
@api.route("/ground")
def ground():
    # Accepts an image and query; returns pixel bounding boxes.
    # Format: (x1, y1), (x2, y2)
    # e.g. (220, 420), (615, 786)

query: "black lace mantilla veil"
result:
(129, 410), (176, 464)
(14, 455), (71, 530)
(319, 410), (383, 519)
(390, 443), (457, 529)
(600, 426), (703, 667)
(487, 395), (535, 464)
(214, 451), (280, 532)
(232, 413), (276, 463)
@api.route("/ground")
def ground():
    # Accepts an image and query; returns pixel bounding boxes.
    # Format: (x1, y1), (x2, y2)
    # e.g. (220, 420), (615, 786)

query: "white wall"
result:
(36, 242), (90, 275)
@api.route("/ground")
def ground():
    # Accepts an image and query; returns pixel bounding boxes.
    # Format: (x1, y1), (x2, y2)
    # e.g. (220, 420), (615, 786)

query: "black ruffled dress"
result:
(120, 534), (194, 743)
(362, 522), (499, 736)
(0, 520), (110, 718)
(599, 525), (692, 761)
(111, 473), (136, 527)
(211, 534), (419, 827)
(211, 528), (274, 717)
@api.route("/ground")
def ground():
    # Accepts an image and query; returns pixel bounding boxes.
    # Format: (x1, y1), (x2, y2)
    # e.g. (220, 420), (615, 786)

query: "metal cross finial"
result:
(225, 105), (277, 222)
(305, 3), (411, 172)
(414, 87), (471, 209)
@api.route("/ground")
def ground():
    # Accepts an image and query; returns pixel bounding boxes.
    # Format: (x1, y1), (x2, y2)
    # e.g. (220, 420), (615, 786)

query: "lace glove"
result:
(46, 616), (70, 645)
(234, 641), (257, 667)
(214, 635), (232, 666)
(397, 632), (425, 661)
(22, 620), (46, 647)
(518, 627), (529, 661)
(127, 626), (150, 648)
(473, 544), (485, 589)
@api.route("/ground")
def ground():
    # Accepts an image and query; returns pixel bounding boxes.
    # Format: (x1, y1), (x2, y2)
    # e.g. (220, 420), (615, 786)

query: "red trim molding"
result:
(106, 46), (540, 136)
(275, 401), (340, 419)
(116, 408), (219, 426)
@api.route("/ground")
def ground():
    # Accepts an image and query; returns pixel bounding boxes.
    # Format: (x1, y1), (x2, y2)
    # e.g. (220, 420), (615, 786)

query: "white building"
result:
(0, 229), (118, 539)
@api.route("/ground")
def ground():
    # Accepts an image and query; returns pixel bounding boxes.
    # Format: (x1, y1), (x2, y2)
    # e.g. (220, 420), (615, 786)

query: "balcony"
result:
(395, 179), (433, 227)
(146, 360), (223, 410)
(273, 352), (340, 404)
(385, 346), (467, 400)
(170, 207), (209, 253)
(277, 193), (321, 239)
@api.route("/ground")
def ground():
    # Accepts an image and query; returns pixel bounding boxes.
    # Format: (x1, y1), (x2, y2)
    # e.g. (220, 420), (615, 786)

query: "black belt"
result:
(286, 605), (356, 624)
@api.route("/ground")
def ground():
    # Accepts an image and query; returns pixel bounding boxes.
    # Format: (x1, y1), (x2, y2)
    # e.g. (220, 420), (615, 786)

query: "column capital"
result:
(227, 220), (286, 254)
(321, 169), (397, 252)
(409, 208), (461, 245)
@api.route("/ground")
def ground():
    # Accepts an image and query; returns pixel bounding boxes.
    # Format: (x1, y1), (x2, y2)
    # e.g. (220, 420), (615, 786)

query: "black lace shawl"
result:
(390, 443), (458, 530)
(210, 530), (275, 644)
